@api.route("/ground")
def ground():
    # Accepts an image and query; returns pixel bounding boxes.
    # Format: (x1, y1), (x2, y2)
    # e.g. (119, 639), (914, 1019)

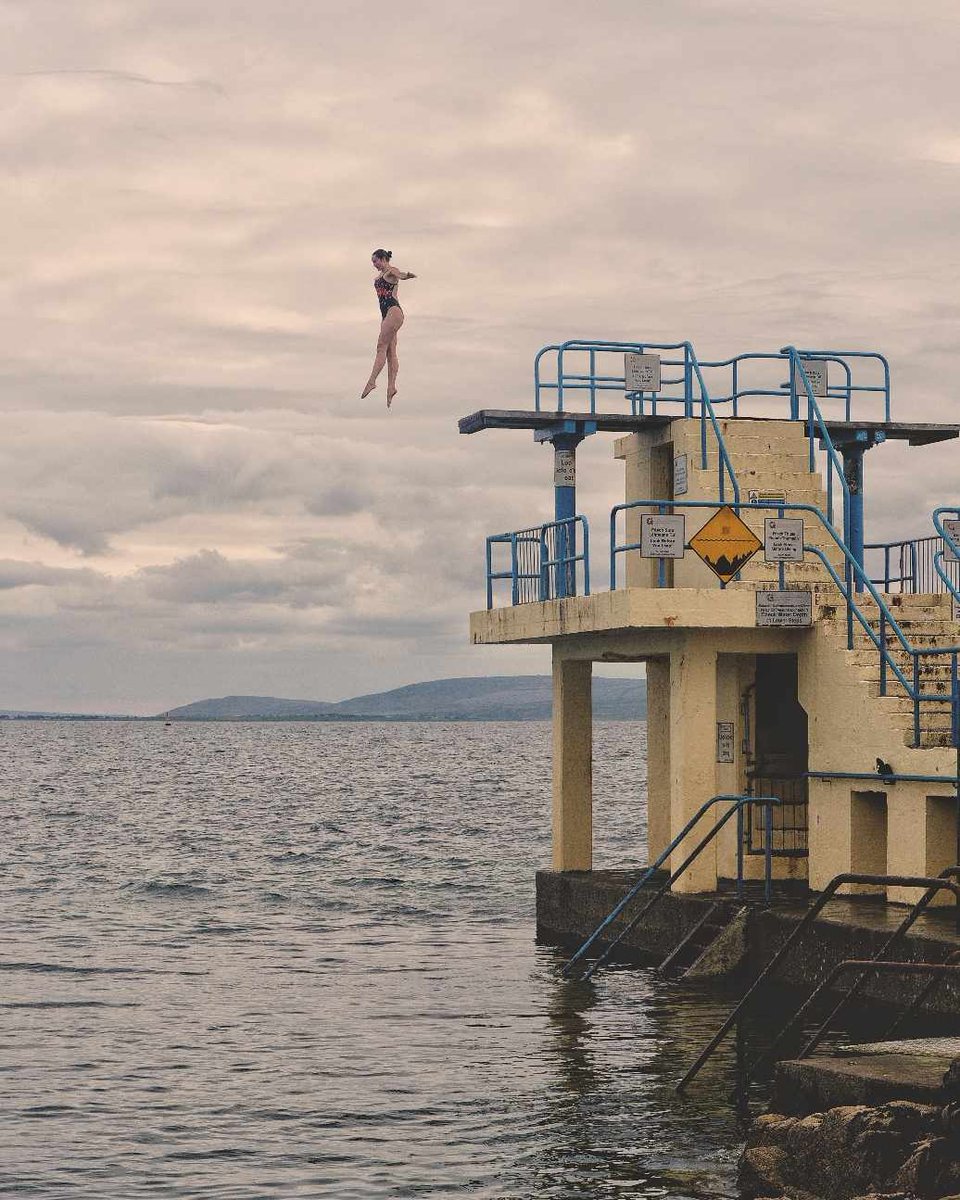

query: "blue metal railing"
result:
(533, 341), (891, 548)
(865, 509), (960, 606)
(781, 345), (851, 546)
(561, 793), (782, 981)
(534, 339), (740, 503)
(609, 497), (960, 747)
(533, 341), (891, 424)
(485, 517), (589, 609)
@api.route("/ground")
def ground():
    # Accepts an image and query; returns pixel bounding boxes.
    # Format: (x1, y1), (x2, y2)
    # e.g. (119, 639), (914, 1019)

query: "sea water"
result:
(1, 720), (753, 1198)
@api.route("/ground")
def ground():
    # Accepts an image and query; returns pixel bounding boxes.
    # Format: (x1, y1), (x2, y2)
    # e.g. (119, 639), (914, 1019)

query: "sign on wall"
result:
(674, 453), (688, 496)
(716, 721), (735, 764)
(624, 352), (662, 393)
(756, 589), (813, 627)
(640, 514), (686, 559)
(764, 517), (804, 562)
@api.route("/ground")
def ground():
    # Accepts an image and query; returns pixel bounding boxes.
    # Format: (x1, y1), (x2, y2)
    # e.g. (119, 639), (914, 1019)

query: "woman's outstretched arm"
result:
(384, 265), (417, 280)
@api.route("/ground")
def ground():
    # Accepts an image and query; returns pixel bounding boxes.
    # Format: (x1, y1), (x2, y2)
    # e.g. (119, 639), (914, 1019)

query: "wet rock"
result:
(739, 1144), (790, 1196)
(894, 1136), (960, 1197)
(943, 1059), (960, 1104)
(741, 1100), (942, 1199)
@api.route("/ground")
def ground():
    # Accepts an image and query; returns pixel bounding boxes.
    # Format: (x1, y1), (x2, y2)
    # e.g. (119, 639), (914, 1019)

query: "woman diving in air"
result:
(361, 249), (417, 407)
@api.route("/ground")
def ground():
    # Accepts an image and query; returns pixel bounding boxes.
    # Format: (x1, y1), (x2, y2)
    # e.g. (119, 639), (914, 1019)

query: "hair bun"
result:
(385, 250), (392, 259)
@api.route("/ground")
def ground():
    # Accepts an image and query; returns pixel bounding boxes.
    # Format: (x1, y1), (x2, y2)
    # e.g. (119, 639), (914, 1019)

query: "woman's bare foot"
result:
(387, 390), (396, 408)
(361, 381), (376, 398)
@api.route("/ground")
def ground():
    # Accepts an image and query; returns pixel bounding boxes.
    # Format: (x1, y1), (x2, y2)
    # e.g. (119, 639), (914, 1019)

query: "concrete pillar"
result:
(714, 654), (744, 883)
(887, 786), (957, 906)
(669, 636), (719, 893)
(645, 657), (671, 866)
(552, 651), (593, 870)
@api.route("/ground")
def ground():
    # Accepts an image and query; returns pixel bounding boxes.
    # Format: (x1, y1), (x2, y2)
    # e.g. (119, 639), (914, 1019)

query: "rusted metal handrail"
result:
(881, 948), (960, 1041)
(676, 869), (960, 1094)
(797, 956), (960, 1061)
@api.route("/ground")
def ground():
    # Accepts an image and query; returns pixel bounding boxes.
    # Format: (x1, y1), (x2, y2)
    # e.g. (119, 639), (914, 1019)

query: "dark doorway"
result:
(747, 653), (809, 858)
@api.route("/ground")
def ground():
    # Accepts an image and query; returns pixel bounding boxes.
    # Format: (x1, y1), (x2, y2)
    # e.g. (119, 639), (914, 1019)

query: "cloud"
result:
(0, 0), (959, 710)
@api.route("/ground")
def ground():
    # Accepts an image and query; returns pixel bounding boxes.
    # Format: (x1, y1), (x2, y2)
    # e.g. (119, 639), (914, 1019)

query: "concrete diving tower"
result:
(463, 340), (960, 907)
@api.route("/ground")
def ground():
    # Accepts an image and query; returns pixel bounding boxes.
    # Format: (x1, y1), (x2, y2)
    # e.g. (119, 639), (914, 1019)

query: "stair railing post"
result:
(764, 801), (774, 905)
(736, 805), (745, 900)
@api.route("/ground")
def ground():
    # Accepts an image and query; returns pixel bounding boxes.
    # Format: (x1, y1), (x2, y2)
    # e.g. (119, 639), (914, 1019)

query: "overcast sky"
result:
(2, 1), (959, 713)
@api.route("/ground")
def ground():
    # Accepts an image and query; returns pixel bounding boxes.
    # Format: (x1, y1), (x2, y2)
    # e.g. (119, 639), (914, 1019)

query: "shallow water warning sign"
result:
(689, 506), (762, 583)
(756, 589), (813, 627)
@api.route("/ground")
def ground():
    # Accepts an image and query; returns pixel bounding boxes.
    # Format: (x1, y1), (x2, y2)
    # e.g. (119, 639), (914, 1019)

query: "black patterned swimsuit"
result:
(375, 273), (401, 319)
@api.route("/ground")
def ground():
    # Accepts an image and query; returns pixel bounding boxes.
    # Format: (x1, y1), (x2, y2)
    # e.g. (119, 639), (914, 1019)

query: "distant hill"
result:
(161, 676), (646, 722)
(161, 695), (336, 720)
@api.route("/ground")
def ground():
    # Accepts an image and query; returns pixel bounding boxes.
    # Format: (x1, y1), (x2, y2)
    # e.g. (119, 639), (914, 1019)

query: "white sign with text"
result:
(943, 519), (960, 563)
(554, 449), (576, 487)
(792, 359), (828, 398)
(624, 352), (662, 393)
(640, 514), (686, 559)
(764, 517), (804, 562)
(674, 453), (688, 496)
(716, 721), (735, 764)
(756, 589), (813, 627)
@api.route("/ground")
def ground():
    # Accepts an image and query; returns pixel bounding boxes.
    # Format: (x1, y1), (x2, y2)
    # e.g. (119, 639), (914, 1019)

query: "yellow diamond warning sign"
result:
(689, 506), (762, 584)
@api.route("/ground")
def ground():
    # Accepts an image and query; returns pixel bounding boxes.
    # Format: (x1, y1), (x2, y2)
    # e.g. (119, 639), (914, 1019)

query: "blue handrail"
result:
(609, 497), (960, 746)
(485, 517), (590, 609)
(533, 341), (890, 425)
(561, 793), (781, 981)
(781, 345), (851, 543)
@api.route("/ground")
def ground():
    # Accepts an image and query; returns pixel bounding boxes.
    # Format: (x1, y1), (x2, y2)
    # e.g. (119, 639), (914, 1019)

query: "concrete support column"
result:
(887, 786), (957, 906)
(645, 658), (671, 865)
(552, 651), (593, 871)
(669, 638), (719, 893)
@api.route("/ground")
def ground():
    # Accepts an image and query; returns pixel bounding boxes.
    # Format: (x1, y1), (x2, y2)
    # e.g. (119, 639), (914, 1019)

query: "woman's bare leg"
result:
(386, 336), (400, 407)
(361, 309), (404, 398)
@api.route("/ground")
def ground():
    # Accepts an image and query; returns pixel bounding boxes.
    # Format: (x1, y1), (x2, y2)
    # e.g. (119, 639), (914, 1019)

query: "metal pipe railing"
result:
(676, 869), (960, 1094)
(561, 794), (780, 981)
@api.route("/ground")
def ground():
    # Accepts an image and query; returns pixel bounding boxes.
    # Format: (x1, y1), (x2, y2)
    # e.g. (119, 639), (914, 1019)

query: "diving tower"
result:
(462, 340), (960, 909)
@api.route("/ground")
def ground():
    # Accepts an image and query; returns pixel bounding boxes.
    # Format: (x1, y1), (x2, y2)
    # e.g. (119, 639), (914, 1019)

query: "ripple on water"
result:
(0, 719), (749, 1199)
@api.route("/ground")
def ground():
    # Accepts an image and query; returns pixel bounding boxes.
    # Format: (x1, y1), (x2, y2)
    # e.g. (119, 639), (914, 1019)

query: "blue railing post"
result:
(764, 803), (774, 904)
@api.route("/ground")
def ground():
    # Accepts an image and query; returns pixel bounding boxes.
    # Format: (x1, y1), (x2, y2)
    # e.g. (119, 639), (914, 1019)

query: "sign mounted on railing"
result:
(756, 589), (813, 627)
(640, 514), (685, 559)
(764, 517), (804, 562)
(624, 352), (661, 393)
(674, 453), (688, 496)
(689, 506), (762, 583)
(943, 519), (960, 563)
(793, 359), (828, 398)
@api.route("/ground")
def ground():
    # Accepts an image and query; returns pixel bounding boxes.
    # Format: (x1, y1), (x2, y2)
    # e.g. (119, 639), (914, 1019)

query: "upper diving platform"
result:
(459, 408), (960, 446)
(459, 339), (959, 444)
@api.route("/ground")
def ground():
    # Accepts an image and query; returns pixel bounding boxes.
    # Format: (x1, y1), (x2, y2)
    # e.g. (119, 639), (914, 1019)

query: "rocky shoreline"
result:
(739, 1059), (960, 1200)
